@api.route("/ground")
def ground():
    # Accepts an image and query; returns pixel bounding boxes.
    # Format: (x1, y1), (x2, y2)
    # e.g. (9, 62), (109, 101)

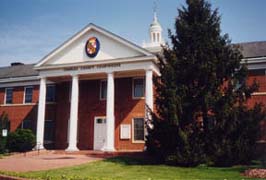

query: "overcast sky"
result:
(0, 0), (265, 67)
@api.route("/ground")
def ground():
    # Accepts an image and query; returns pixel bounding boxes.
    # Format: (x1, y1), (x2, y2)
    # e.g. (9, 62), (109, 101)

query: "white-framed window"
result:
(5, 88), (13, 104)
(132, 118), (145, 143)
(44, 120), (55, 143)
(24, 86), (33, 104)
(20, 119), (32, 130)
(100, 80), (107, 100)
(46, 85), (56, 102)
(132, 78), (144, 99)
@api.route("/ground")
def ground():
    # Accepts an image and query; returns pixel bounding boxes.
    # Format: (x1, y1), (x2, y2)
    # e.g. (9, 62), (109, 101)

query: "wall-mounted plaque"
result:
(120, 124), (131, 139)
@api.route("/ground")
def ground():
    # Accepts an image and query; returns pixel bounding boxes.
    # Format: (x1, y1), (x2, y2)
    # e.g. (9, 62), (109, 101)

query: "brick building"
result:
(0, 14), (266, 151)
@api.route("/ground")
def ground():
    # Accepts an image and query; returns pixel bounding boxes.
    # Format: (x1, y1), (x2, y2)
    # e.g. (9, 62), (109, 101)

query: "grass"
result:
(0, 156), (261, 180)
(0, 153), (9, 159)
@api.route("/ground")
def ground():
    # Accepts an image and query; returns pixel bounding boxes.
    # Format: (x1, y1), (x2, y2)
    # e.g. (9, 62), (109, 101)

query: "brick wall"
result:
(0, 86), (39, 132)
(3, 70), (266, 151)
(54, 77), (145, 150)
(0, 85), (56, 140)
(247, 70), (266, 142)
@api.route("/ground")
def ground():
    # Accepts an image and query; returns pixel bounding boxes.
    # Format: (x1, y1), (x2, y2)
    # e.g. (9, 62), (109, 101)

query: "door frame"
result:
(93, 116), (106, 150)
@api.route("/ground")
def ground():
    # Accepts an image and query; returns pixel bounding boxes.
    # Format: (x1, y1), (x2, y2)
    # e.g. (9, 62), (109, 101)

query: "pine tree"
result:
(146, 0), (264, 166)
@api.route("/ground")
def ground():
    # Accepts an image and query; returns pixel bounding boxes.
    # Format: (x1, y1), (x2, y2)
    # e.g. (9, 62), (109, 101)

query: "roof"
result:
(35, 23), (154, 68)
(238, 41), (266, 58)
(0, 64), (39, 79)
(0, 41), (266, 80)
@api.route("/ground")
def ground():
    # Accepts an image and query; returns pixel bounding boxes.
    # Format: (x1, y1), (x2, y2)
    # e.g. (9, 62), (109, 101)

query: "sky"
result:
(0, 0), (266, 67)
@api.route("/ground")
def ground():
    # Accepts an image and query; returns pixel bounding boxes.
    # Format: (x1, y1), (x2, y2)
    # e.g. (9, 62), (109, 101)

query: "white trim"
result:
(0, 80), (55, 88)
(4, 87), (13, 105)
(241, 57), (266, 70)
(256, 140), (266, 143)
(132, 117), (145, 144)
(242, 57), (266, 64)
(94, 116), (107, 122)
(99, 79), (107, 100)
(252, 92), (266, 96)
(0, 81), (39, 88)
(35, 23), (154, 68)
(35, 56), (157, 70)
(23, 86), (34, 104)
(0, 102), (56, 107)
(1, 103), (37, 107)
(39, 61), (159, 78)
(0, 76), (39, 83)
(132, 77), (145, 99)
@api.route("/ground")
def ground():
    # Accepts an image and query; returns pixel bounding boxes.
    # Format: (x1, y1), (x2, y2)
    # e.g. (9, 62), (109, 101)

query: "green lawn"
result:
(0, 156), (259, 180)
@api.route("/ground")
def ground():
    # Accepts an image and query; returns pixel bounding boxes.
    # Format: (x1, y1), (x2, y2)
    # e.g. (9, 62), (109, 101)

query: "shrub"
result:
(6, 129), (36, 152)
(146, 114), (206, 166)
(209, 104), (265, 166)
(0, 136), (7, 154)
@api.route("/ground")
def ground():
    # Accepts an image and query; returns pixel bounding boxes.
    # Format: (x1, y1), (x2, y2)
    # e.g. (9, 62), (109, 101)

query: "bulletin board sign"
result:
(120, 124), (131, 139)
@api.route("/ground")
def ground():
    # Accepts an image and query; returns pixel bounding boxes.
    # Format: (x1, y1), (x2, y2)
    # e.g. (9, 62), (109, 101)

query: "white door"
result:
(93, 117), (107, 150)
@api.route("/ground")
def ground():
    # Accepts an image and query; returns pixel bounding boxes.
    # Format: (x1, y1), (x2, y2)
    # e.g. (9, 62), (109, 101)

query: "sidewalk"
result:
(0, 150), (103, 172)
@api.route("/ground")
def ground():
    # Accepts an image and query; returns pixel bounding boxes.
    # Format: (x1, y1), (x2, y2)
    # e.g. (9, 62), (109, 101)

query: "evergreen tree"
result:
(146, 0), (264, 166)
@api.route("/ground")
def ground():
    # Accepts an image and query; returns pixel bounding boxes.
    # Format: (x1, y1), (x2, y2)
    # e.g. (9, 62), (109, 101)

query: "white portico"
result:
(34, 23), (160, 151)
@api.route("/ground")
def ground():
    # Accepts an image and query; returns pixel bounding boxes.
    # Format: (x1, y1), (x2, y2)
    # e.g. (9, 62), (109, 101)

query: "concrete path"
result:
(0, 151), (103, 172)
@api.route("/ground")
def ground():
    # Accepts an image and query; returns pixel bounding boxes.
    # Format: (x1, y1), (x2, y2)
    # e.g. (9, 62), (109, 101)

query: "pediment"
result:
(35, 23), (153, 67)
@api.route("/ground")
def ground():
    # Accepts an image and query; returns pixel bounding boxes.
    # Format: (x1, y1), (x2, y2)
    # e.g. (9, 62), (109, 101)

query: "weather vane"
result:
(153, 0), (158, 14)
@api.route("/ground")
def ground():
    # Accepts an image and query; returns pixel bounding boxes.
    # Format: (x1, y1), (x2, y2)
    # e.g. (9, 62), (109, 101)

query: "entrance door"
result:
(93, 117), (107, 150)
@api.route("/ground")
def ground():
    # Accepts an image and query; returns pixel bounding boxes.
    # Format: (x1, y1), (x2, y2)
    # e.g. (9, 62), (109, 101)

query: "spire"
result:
(142, 1), (164, 52)
(153, 1), (158, 22)
(149, 1), (163, 45)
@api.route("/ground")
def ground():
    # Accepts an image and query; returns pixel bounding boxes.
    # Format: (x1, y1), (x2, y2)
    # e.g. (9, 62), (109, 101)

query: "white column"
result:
(66, 75), (79, 151)
(145, 69), (153, 111)
(103, 72), (115, 151)
(36, 77), (46, 149)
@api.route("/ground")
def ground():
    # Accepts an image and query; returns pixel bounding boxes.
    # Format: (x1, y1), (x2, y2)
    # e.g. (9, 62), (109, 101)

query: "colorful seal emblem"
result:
(85, 37), (100, 58)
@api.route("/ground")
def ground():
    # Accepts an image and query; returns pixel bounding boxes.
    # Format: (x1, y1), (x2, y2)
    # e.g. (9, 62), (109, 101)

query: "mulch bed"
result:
(244, 168), (266, 178)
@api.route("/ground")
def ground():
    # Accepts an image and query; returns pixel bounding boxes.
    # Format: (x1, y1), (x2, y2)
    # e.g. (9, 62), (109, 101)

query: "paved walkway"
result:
(0, 150), (103, 172)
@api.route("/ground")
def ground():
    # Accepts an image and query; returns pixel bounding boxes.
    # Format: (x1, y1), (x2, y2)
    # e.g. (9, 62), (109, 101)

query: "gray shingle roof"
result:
(0, 41), (266, 80)
(0, 64), (38, 79)
(238, 41), (266, 58)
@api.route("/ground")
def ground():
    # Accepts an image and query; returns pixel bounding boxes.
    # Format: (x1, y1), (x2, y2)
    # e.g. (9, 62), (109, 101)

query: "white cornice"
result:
(35, 55), (157, 71)
(0, 76), (39, 83)
(242, 57), (266, 64)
